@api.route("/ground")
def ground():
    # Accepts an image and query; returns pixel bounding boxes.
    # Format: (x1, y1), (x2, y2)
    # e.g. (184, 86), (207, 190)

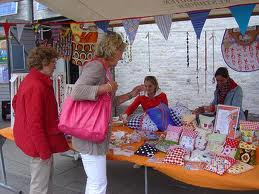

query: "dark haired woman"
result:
(194, 67), (245, 120)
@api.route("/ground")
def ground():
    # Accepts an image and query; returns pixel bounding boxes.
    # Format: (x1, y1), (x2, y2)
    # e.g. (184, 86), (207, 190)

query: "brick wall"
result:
(114, 16), (259, 115)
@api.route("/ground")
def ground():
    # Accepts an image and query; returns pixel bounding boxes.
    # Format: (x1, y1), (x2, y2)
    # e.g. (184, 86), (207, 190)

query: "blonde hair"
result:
(27, 47), (58, 70)
(95, 31), (126, 59)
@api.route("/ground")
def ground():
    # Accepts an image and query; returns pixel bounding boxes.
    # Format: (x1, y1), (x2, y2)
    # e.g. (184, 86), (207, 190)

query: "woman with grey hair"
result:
(71, 31), (143, 194)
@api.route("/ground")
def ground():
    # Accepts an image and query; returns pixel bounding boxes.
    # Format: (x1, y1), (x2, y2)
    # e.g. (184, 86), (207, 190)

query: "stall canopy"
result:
(37, 0), (259, 24)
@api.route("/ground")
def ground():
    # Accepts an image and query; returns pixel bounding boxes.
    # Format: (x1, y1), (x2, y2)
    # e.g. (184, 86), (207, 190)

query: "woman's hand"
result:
(106, 81), (118, 93)
(130, 84), (145, 97)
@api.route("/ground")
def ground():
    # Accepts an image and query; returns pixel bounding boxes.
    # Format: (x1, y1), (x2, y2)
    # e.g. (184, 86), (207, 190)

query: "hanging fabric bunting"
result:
(16, 24), (25, 42)
(154, 15), (172, 40)
(3, 23), (11, 39)
(187, 10), (210, 39)
(229, 4), (255, 35)
(122, 18), (140, 44)
(95, 21), (110, 32)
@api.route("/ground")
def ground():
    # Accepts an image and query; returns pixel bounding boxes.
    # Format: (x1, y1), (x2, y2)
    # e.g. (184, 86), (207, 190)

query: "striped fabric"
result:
(155, 14), (172, 40)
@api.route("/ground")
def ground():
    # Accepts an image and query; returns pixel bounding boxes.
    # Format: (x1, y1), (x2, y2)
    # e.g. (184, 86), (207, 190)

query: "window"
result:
(36, 2), (47, 11)
(0, 2), (18, 17)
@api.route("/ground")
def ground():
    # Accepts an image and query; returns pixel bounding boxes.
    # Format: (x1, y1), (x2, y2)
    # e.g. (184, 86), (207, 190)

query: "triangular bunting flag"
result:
(95, 21), (110, 32)
(229, 4), (255, 35)
(155, 15), (172, 40)
(3, 23), (11, 39)
(188, 10), (210, 39)
(16, 24), (25, 42)
(122, 19), (140, 44)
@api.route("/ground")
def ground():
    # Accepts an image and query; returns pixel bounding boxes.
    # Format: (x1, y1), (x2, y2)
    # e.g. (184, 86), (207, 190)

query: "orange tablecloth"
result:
(1, 126), (259, 190)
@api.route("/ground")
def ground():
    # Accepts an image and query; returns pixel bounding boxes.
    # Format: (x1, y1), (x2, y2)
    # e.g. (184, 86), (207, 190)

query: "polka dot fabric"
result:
(225, 138), (240, 148)
(134, 144), (158, 157)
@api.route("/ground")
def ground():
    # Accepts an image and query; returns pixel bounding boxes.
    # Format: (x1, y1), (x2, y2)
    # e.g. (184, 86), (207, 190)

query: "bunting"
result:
(3, 23), (11, 39)
(122, 19), (140, 44)
(95, 21), (110, 32)
(155, 15), (172, 40)
(16, 24), (25, 42)
(188, 10), (210, 39)
(229, 4), (255, 35)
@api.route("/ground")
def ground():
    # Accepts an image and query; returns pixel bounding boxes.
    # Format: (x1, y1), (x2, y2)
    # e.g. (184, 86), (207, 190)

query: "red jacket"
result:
(12, 68), (69, 160)
(125, 92), (168, 116)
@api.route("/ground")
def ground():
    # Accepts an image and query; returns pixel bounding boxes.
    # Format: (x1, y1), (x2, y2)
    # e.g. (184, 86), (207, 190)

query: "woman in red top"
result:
(124, 76), (168, 118)
(12, 47), (69, 194)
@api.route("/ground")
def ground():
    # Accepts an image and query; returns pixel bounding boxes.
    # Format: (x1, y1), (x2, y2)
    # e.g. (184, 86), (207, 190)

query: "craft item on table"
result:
(112, 147), (135, 157)
(145, 139), (160, 147)
(169, 108), (183, 127)
(240, 121), (259, 144)
(134, 144), (158, 157)
(227, 161), (254, 175)
(112, 116), (124, 127)
(206, 133), (226, 154)
(179, 129), (198, 151)
(165, 125), (183, 143)
(214, 105), (240, 139)
(141, 114), (159, 131)
(195, 127), (211, 138)
(195, 134), (208, 151)
(235, 141), (256, 165)
(221, 137), (240, 158)
(185, 161), (207, 171)
(144, 131), (159, 140)
(199, 114), (214, 132)
(127, 113), (144, 130)
(146, 103), (174, 131)
(205, 154), (236, 175)
(221, 25), (259, 72)
(162, 147), (187, 166)
(186, 150), (212, 163)
(170, 103), (192, 123)
(155, 140), (177, 153)
(127, 131), (142, 144)
(182, 114), (196, 124)
(186, 32), (190, 67)
(70, 24), (98, 66)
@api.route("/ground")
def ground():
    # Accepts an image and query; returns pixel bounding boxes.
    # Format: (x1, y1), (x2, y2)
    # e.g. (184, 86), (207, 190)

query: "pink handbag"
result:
(58, 59), (112, 143)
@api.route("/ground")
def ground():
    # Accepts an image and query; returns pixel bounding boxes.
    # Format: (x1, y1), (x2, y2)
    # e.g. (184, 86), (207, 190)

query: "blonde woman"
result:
(71, 31), (143, 194)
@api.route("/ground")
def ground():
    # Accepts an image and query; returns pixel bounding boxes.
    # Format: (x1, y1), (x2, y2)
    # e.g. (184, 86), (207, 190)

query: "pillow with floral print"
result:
(227, 161), (254, 174)
(205, 155), (236, 175)
(141, 114), (159, 132)
(235, 141), (256, 165)
(179, 129), (198, 151)
(165, 125), (183, 143)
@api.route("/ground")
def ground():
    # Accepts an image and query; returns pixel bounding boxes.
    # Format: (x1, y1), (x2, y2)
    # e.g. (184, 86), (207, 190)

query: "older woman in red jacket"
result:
(12, 47), (69, 194)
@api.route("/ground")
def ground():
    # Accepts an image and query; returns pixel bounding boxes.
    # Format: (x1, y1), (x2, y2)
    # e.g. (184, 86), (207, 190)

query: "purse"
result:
(58, 59), (112, 143)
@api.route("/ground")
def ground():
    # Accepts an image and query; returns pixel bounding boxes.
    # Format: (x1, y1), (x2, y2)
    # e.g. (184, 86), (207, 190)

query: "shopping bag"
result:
(58, 93), (112, 143)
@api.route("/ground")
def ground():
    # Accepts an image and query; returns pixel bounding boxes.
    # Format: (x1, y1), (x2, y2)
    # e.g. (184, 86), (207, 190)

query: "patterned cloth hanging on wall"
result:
(52, 26), (72, 60)
(221, 25), (259, 72)
(70, 24), (98, 66)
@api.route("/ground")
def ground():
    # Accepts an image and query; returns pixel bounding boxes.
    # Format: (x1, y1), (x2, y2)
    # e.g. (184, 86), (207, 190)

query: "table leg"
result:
(0, 138), (22, 193)
(144, 166), (148, 194)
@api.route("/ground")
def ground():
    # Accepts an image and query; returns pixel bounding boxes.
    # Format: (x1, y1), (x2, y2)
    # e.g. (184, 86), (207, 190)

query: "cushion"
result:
(170, 103), (192, 122)
(207, 142), (224, 154)
(165, 125), (183, 143)
(207, 133), (226, 145)
(225, 138), (240, 148)
(134, 144), (158, 157)
(186, 150), (213, 163)
(155, 140), (176, 153)
(227, 161), (254, 174)
(127, 113), (144, 130)
(235, 141), (256, 165)
(199, 114), (214, 131)
(240, 121), (259, 130)
(179, 129), (198, 151)
(169, 108), (182, 126)
(195, 135), (208, 151)
(147, 103), (175, 131)
(162, 147), (187, 166)
(141, 114), (159, 132)
(205, 155), (236, 175)
(221, 145), (237, 158)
